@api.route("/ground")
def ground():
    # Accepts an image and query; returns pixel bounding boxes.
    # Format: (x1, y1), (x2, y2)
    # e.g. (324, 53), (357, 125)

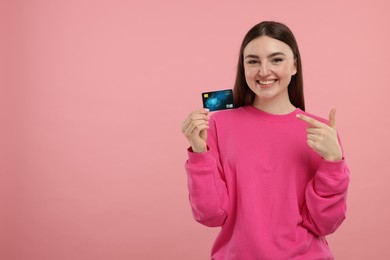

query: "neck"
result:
(252, 97), (296, 115)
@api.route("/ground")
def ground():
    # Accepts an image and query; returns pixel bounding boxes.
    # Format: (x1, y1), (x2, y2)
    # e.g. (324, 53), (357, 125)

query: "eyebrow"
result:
(244, 52), (286, 59)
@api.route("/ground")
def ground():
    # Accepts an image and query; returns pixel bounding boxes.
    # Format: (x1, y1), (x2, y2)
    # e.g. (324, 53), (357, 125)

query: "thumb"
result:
(328, 108), (337, 128)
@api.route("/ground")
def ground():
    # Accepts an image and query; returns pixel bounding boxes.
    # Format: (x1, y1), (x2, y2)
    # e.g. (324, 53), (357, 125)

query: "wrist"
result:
(323, 154), (343, 162)
(191, 146), (207, 153)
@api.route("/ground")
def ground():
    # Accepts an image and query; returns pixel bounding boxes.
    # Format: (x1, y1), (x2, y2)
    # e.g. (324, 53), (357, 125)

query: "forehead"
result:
(243, 36), (294, 57)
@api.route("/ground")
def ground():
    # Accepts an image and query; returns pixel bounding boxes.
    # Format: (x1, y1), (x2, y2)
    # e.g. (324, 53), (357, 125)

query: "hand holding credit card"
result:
(202, 89), (234, 111)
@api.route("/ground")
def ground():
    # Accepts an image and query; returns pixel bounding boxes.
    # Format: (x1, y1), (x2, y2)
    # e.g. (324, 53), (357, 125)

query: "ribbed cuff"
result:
(317, 158), (349, 179)
(187, 146), (214, 166)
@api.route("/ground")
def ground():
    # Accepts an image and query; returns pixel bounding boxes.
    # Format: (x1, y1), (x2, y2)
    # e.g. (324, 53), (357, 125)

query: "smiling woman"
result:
(243, 36), (298, 114)
(181, 21), (349, 260)
(234, 21), (304, 114)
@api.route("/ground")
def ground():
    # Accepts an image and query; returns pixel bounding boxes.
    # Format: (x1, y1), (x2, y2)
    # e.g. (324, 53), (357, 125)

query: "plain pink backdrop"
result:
(1, 0), (390, 259)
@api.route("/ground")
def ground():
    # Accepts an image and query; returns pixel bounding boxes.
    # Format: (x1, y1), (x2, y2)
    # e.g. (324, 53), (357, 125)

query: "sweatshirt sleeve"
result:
(184, 117), (230, 227)
(301, 158), (350, 237)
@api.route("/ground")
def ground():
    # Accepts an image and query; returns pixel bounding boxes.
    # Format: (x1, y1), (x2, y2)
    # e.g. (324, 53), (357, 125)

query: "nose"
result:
(258, 63), (270, 77)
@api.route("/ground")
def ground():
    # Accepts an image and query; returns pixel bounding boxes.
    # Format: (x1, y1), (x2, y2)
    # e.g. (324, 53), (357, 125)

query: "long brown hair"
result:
(233, 21), (305, 111)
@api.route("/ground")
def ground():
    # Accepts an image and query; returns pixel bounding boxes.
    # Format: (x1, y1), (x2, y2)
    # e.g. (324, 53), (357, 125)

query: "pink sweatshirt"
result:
(185, 106), (349, 260)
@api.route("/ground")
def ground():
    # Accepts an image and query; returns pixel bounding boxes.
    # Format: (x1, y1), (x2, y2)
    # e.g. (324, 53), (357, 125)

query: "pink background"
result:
(1, 0), (389, 259)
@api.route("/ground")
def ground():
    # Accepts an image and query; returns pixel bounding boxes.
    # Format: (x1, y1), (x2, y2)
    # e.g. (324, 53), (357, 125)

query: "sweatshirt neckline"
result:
(242, 105), (302, 122)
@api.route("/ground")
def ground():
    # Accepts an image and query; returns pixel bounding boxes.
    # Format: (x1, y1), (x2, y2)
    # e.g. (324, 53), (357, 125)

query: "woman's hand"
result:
(181, 108), (210, 153)
(296, 108), (343, 161)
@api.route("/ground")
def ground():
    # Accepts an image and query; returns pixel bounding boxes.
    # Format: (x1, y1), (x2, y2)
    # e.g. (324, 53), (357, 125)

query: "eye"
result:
(272, 58), (284, 63)
(246, 59), (259, 65)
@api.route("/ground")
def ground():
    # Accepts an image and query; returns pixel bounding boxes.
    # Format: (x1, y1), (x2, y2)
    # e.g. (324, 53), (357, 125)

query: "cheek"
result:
(244, 71), (257, 87)
(278, 63), (295, 77)
(244, 67), (257, 79)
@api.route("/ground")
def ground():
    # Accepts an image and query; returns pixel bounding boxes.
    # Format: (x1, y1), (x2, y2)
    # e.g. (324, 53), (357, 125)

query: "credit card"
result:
(202, 89), (234, 111)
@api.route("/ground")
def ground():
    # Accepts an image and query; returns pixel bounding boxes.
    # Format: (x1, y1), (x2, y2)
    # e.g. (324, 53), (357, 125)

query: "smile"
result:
(256, 79), (277, 86)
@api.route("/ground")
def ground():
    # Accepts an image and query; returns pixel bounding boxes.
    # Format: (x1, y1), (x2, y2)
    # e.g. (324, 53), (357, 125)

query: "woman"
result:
(181, 21), (349, 260)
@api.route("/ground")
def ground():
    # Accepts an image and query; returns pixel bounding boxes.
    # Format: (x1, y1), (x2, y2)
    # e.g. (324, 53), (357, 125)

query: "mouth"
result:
(256, 79), (278, 87)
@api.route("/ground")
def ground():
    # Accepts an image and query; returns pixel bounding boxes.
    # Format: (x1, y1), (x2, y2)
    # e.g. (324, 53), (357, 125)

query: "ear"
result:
(291, 58), (298, 76)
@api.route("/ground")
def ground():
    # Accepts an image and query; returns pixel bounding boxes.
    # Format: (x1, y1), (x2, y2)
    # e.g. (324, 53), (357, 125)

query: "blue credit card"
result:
(202, 89), (234, 111)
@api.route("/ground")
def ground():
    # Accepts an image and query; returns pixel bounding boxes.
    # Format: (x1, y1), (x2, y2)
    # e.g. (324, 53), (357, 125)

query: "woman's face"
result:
(243, 36), (297, 106)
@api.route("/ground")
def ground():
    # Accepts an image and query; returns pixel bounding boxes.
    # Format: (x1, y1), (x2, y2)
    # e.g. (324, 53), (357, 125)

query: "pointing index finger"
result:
(296, 114), (324, 128)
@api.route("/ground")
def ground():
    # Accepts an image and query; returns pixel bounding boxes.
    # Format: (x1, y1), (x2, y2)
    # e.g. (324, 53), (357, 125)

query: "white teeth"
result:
(258, 80), (276, 85)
